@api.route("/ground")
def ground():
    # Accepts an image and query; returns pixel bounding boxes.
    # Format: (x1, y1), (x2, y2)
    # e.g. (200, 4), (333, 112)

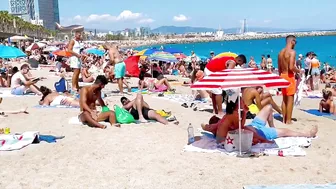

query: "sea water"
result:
(138, 35), (336, 67)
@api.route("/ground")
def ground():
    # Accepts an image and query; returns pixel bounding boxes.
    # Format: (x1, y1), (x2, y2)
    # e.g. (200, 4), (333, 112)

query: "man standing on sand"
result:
(79, 75), (120, 129)
(68, 31), (87, 92)
(266, 55), (273, 72)
(103, 43), (130, 94)
(278, 35), (301, 124)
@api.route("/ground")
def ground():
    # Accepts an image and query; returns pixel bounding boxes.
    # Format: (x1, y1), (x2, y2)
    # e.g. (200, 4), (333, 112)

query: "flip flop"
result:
(181, 103), (188, 108)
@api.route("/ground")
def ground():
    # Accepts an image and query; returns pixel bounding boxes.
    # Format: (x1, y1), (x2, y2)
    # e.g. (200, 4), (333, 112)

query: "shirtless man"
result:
(103, 43), (129, 94)
(121, 93), (177, 124)
(79, 75), (120, 129)
(68, 31), (87, 92)
(278, 35), (301, 124)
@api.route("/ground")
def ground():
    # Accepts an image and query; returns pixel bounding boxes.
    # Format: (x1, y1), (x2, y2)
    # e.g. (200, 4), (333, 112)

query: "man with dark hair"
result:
(120, 93), (177, 124)
(278, 35), (301, 124)
(79, 75), (120, 129)
(226, 54), (247, 68)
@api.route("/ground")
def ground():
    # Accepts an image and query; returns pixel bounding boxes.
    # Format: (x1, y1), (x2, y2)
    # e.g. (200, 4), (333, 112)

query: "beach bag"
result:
(55, 78), (67, 93)
(114, 105), (135, 124)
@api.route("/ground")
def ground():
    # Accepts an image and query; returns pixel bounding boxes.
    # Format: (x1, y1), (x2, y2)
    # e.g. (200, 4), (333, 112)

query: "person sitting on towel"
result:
(10, 64), (42, 96)
(242, 86), (282, 119)
(120, 93), (177, 125)
(79, 75), (120, 129)
(245, 105), (318, 143)
(319, 89), (336, 114)
(39, 86), (80, 107)
(138, 72), (175, 92)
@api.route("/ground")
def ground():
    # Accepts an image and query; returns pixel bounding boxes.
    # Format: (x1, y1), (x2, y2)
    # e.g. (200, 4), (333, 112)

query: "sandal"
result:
(181, 103), (188, 108)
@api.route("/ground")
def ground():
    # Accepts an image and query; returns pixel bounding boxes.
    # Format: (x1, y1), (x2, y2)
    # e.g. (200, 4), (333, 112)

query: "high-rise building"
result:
(38, 0), (60, 30)
(8, 0), (35, 21)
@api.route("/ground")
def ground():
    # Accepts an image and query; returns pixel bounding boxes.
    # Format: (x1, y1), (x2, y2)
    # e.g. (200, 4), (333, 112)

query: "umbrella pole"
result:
(238, 88), (242, 156)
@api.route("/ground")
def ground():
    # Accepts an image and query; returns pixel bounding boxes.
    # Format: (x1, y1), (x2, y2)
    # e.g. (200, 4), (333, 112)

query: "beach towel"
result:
(0, 131), (39, 151)
(153, 94), (206, 104)
(244, 183), (336, 189)
(183, 130), (313, 157)
(34, 105), (79, 109)
(68, 116), (111, 127)
(0, 89), (36, 97)
(301, 109), (336, 120)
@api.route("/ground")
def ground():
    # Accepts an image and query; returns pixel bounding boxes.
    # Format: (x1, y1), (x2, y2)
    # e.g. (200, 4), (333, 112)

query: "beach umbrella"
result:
(0, 45), (27, 58)
(174, 53), (187, 59)
(52, 50), (72, 57)
(85, 48), (105, 56)
(148, 52), (178, 62)
(25, 42), (46, 51)
(191, 68), (290, 156)
(162, 47), (183, 54)
(213, 52), (238, 59)
(135, 48), (160, 56)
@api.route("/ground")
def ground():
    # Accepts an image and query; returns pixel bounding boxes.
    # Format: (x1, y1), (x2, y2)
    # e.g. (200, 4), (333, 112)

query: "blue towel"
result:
(244, 183), (336, 189)
(301, 109), (336, 120)
(39, 135), (65, 143)
(131, 88), (148, 93)
(34, 105), (79, 109)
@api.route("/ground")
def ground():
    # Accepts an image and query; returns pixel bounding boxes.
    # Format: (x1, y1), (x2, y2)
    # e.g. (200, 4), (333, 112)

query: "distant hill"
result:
(151, 26), (319, 34)
(151, 26), (217, 34)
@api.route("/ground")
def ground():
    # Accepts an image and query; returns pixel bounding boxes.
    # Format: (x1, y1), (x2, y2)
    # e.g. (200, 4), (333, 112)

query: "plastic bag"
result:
(114, 105), (135, 124)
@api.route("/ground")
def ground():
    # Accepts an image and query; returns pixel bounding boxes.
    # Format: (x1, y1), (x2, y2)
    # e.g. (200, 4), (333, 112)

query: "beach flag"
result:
(124, 56), (140, 77)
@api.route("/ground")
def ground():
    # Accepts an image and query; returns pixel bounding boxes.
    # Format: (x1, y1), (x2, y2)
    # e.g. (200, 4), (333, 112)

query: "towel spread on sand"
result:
(301, 109), (336, 120)
(0, 89), (36, 97)
(183, 131), (313, 157)
(34, 105), (79, 109)
(0, 131), (39, 151)
(68, 116), (156, 126)
(153, 94), (209, 104)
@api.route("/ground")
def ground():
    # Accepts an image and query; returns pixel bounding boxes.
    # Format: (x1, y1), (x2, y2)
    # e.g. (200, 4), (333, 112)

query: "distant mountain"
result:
(151, 26), (217, 34)
(151, 26), (320, 34)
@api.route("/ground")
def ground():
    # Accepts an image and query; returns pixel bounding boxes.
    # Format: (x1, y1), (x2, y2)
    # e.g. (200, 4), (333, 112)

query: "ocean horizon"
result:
(137, 35), (336, 67)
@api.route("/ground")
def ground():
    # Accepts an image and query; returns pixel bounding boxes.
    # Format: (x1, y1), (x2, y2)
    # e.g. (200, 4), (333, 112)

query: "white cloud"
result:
(263, 19), (272, 23)
(138, 18), (155, 24)
(173, 14), (189, 22)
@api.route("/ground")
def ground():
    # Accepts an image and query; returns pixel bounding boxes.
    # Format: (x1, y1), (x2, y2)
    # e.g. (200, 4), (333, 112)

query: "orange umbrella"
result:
(52, 50), (72, 57)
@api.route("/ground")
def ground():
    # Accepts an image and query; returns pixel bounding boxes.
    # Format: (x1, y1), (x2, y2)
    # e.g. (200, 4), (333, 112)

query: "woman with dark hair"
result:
(39, 86), (79, 107)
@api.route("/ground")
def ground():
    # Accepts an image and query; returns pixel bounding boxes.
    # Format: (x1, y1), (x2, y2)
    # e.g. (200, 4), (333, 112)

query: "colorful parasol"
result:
(213, 52), (238, 59)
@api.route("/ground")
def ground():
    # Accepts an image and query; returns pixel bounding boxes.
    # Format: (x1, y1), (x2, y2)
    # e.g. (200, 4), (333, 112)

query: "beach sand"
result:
(0, 67), (335, 189)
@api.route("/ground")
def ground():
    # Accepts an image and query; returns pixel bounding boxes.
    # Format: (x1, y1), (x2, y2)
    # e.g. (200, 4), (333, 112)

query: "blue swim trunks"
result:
(249, 117), (278, 140)
(11, 86), (26, 95)
(114, 62), (126, 79)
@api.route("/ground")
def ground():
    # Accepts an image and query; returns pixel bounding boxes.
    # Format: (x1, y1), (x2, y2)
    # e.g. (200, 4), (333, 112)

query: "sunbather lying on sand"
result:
(138, 72), (175, 92)
(121, 93), (178, 125)
(319, 89), (336, 114)
(245, 105), (318, 143)
(79, 75), (120, 129)
(39, 86), (80, 107)
(201, 94), (317, 144)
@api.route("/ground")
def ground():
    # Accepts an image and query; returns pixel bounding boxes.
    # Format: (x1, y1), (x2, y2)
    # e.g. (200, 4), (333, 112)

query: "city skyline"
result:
(1, 0), (336, 31)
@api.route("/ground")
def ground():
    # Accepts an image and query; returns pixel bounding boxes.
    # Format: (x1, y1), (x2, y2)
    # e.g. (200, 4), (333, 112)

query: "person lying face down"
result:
(121, 93), (178, 125)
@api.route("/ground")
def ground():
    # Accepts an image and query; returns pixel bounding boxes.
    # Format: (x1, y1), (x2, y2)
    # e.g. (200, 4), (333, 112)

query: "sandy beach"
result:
(1, 67), (336, 189)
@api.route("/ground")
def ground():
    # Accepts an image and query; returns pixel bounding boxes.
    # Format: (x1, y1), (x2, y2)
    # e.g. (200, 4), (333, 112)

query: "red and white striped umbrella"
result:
(191, 68), (290, 90)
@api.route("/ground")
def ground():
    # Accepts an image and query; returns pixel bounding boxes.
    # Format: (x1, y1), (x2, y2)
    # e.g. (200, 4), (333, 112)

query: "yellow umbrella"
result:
(135, 49), (148, 56)
(98, 45), (104, 50)
(140, 55), (147, 60)
(213, 52), (238, 59)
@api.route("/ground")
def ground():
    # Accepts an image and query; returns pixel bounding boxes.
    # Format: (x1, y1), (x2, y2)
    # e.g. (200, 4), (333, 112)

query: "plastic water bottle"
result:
(187, 123), (195, 144)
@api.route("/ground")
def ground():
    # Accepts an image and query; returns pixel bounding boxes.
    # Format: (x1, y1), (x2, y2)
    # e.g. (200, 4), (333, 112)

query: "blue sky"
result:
(1, 0), (336, 30)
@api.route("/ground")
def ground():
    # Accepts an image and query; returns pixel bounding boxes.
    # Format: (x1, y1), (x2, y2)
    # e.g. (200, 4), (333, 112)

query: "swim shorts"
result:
(70, 57), (81, 69)
(130, 107), (152, 120)
(249, 117), (278, 140)
(114, 62), (126, 79)
(11, 86), (26, 95)
(311, 68), (320, 76)
(248, 104), (260, 115)
(204, 67), (222, 95)
(280, 73), (296, 96)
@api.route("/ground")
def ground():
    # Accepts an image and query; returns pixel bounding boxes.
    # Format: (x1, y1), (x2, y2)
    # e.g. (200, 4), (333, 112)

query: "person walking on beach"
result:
(266, 55), (273, 72)
(278, 35), (301, 124)
(68, 31), (87, 92)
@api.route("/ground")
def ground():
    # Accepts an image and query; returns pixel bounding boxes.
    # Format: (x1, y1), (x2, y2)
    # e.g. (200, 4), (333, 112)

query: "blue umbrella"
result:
(86, 48), (105, 56)
(162, 47), (183, 54)
(0, 45), (26, 58)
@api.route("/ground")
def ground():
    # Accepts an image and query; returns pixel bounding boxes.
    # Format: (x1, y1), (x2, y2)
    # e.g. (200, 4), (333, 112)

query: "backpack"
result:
(55, 78), (67, 93)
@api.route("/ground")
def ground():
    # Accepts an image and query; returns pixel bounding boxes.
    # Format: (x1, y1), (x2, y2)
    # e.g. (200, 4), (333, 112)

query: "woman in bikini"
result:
(319, 89), (336, 114)
(81, 64), (95, 83)
(39, 86), (80, 107)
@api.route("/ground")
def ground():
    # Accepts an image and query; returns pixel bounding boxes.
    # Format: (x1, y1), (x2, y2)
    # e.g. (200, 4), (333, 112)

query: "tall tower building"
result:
(8, 0), (35, 21)
(38, 0), (60, 30)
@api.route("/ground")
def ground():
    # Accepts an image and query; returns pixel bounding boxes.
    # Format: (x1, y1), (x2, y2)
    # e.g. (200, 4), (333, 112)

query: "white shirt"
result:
(304, 57), (311, 70)
(11, 72), (26, 89)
